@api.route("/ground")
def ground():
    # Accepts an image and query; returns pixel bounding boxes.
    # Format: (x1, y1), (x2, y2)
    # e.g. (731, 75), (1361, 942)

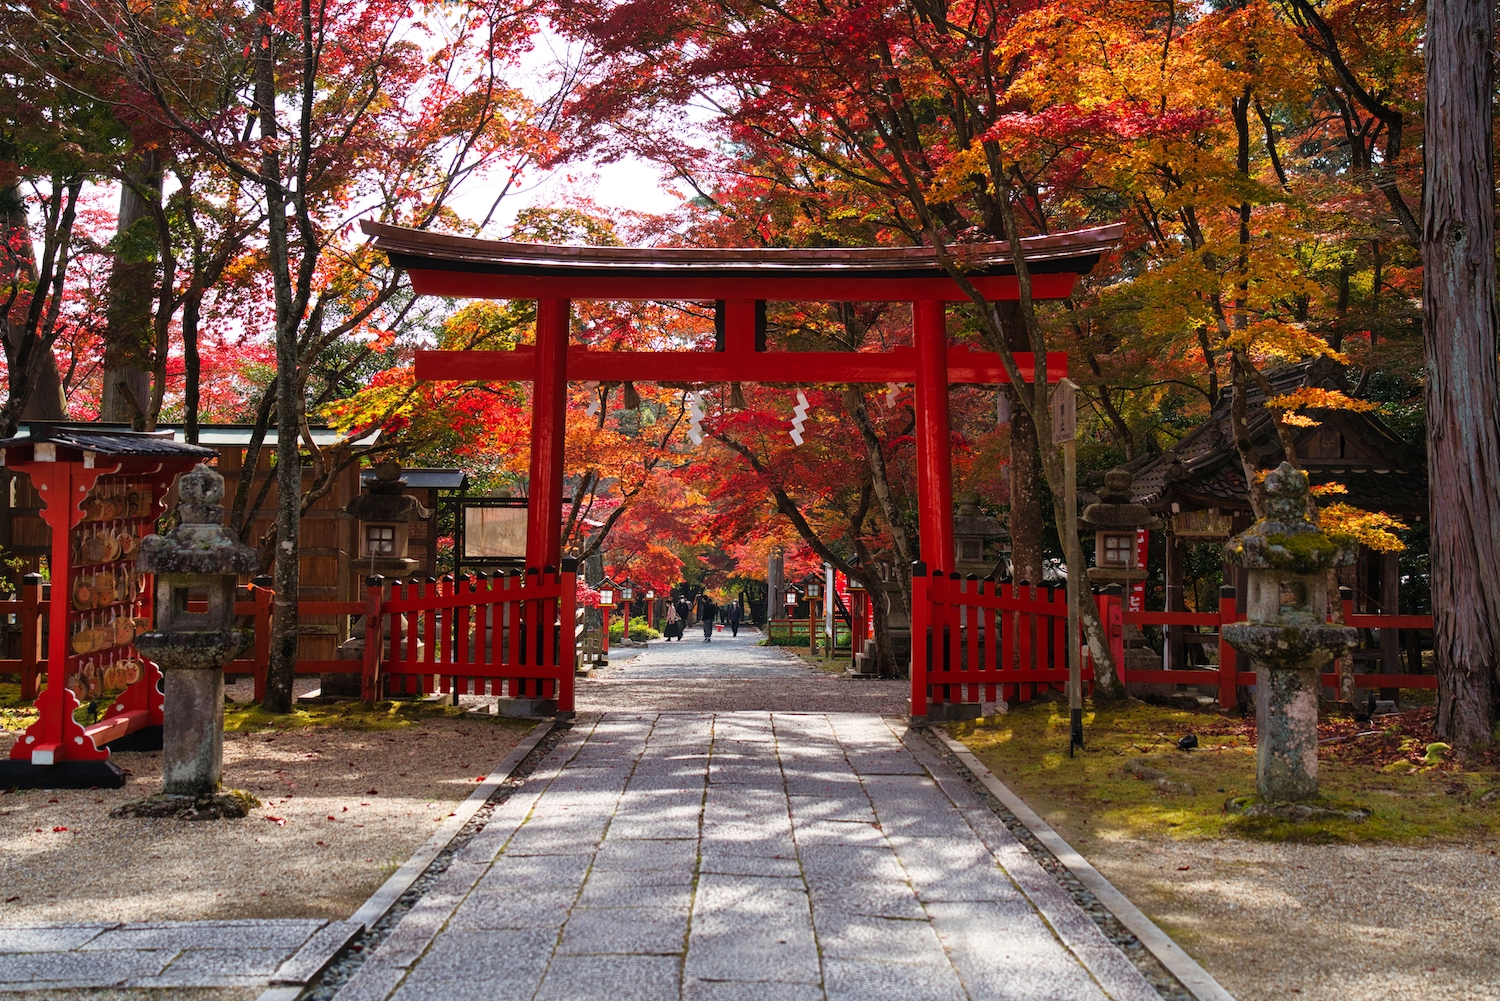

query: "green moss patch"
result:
(951, 701), (1500, 844)
(224, 699), (528, 733)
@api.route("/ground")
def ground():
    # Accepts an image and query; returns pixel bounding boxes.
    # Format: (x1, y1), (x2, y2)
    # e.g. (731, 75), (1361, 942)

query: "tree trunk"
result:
(258, 1), (299, 715)
(1008, 397), (1044, 584)
(1424, 0), (1500, 752)
(100, 156), (161, 427)
(1, 182), (66, 425)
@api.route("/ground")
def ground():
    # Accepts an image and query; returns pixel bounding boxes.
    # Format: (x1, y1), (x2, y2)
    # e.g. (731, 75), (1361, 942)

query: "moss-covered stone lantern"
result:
(124, 464), (259, 818)
(1223, 462), (1357, 802)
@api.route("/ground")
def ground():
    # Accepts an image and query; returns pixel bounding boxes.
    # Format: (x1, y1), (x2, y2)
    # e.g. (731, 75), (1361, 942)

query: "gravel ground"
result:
(1075, 834), (1500, 1001)
(0, 715), (532, 925)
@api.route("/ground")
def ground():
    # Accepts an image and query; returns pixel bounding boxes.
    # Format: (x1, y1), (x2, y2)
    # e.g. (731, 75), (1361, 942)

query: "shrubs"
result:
(608, 615), (661, 643)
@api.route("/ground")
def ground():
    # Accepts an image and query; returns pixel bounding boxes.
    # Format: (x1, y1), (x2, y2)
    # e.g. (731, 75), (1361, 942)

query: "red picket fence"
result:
(371, 568), (576, 710)
(910, 571), (1073, 716)
(4, 566), (576, 762)
(910, 567), (1437, 715)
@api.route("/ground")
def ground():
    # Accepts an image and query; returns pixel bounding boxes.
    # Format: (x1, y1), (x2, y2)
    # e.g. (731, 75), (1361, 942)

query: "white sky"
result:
(477, 22), (694, 235)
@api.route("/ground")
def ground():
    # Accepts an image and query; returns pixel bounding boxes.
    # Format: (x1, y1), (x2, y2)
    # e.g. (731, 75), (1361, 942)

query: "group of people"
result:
(661, 593), (743, 642)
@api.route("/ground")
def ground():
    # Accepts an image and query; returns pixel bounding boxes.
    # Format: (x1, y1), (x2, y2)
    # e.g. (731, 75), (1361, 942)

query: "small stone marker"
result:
(115, 464), (260, 819)
(1222, 462), (1357, 804)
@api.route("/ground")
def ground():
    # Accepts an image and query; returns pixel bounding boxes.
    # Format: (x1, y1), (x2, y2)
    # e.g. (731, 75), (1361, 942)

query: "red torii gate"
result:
(364, 220), (1122, 710)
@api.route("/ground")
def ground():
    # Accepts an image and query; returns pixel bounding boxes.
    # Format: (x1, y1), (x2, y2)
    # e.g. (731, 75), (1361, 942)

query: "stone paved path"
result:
(578, 628), (911, 715)
(610, 627), (809, 678)
(0, 917), (358, 989)
(336, 712), (1161, 1001)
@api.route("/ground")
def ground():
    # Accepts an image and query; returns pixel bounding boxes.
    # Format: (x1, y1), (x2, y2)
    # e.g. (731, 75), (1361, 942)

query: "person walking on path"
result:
(699, 596), (717, 642)
(663, 600), (682, 641)
(727, 597), (742, 637)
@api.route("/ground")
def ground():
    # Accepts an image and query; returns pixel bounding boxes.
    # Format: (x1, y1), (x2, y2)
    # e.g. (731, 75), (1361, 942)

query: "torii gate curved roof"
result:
(361, 220), (1125, 302)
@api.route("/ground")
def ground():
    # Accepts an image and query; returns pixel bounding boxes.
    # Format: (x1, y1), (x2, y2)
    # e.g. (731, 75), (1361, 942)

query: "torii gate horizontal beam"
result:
(401, 269), (1078, 303)
(414, 345), (1068, 385)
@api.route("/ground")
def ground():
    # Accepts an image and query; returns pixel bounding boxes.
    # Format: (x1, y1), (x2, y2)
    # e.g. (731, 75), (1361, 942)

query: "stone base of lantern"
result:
(1253, 663), (1322, 802)
(161, 668), (227, 797)
(111, 789), (260, 820)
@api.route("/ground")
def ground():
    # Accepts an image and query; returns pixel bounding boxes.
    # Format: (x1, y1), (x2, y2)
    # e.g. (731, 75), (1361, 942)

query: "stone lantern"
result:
(123, 464), (259, 818)
(1081, 469), (1162, 697)
(346, 459), (432, 578)
(1223, 462), (1357, 803)
(953, 492), (1008, 578)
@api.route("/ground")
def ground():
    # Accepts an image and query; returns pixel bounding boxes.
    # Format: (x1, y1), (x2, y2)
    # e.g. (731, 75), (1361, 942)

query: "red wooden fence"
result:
(910, 566), (1436, 715)
(5, 567), (577, 735)
(373, 568), (575, 710)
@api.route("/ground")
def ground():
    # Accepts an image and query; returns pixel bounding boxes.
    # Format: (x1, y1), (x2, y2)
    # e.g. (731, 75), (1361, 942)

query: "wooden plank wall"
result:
(217, 445), (358, 662)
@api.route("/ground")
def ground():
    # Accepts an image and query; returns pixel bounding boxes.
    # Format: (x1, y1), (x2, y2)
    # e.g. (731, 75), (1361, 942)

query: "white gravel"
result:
(1050, 818), (1500, 999)
(0, 715), (531, 924)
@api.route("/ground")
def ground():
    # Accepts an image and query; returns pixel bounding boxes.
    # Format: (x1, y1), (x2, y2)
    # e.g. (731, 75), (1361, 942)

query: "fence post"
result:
(1338, 585), (1358, 703)
(362, 575), (384, 704)
(1218, 585), (1238, 710)
(19, 573), (42, 701)
(910, 561), (929, 720)
(251, 576), (273, 702)
(558, 560), (577, 715)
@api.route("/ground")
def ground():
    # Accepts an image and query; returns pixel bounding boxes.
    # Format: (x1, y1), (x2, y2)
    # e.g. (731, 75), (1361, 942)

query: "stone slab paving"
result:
(609, 628), (811, 678)
(335, 712), (1163, 1001)
(0, 917), (358, 989)
(578, 628), (912, 715)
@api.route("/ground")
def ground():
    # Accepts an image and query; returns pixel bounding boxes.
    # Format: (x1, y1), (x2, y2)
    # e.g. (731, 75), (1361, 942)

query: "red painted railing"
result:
(371, 569), (575, 711)
(910, 566), (1437, 714)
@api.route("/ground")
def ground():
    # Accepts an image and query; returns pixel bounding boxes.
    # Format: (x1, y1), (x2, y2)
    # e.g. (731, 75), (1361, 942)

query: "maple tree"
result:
(6, 0), (556, 711)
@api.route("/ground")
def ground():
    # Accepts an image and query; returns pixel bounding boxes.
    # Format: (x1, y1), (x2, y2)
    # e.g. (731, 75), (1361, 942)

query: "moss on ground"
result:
(951, 700), (1500, 845)
(0, 680), (36, 732)
(0, 680), (531, 736)
(224, 699), (531, 733)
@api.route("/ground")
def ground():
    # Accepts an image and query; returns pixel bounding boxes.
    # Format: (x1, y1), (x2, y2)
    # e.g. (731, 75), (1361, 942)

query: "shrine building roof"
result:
(0, 426), (217, 463)
(1127, 358), (1427, 518)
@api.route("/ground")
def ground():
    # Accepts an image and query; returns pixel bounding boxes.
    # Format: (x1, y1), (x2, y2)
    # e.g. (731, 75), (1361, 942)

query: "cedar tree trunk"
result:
(1424, 0), (1500, 751)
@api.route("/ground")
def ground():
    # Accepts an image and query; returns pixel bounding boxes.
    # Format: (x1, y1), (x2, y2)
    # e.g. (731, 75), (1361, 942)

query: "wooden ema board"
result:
(4, 456), (198, 784)
(374, 569), (576, 711)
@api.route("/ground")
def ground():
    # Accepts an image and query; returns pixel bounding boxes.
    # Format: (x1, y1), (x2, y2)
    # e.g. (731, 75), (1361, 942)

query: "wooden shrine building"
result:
(1127, 356), (1427, 677)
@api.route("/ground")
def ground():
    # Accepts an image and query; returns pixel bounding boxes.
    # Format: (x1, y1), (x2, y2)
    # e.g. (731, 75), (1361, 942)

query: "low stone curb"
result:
(932, 729), (1238, 1001)
(346, 717), (557, 930)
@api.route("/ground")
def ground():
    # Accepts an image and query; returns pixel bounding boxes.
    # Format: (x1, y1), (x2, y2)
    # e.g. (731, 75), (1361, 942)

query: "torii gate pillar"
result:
(914, 300), (954, 570)
(527, 297), (570, 569)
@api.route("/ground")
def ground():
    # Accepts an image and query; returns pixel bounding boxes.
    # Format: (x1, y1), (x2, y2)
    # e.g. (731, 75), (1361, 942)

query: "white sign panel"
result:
(463, 506), (527, 559)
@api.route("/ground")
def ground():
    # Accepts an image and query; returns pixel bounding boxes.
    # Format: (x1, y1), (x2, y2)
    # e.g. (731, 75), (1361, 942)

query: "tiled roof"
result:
(1129, 359), (1426, 514)
(0, 426), (216, 459)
